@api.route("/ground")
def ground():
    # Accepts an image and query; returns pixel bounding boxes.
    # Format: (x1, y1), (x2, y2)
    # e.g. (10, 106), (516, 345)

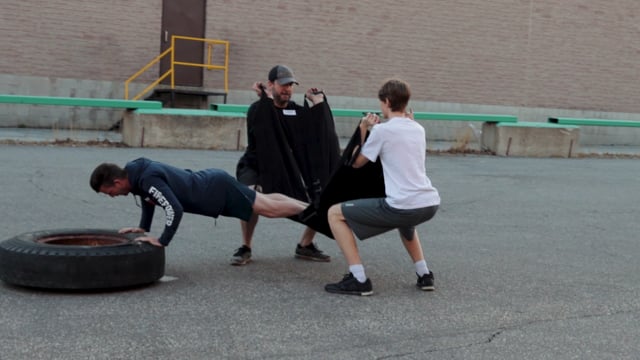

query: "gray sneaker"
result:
(295, 243), (330, 262)
(231, 245), (252, 266)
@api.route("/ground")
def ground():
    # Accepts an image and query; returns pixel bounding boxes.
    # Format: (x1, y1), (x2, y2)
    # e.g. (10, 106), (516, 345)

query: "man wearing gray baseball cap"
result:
(232, 65), (341, 266)
(268, 64), (299, 86)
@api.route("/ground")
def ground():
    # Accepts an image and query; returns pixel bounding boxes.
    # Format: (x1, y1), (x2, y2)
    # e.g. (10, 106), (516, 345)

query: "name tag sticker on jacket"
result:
(282, 109), (297, 116)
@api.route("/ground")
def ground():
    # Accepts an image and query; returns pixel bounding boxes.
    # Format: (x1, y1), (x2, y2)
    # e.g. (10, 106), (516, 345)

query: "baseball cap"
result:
(268, 65), (299, 85)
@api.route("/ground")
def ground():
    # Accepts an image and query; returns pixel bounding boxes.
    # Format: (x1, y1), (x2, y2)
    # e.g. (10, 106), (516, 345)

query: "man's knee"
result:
(251, 193), (265, 210)
(252, 193), (277, 217)
(328, 203), (343, 221)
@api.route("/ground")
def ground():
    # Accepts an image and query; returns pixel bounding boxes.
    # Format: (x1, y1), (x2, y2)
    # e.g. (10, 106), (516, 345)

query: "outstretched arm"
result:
(352, 113), (380, 168)
(138, 198), (155, 232)
(136, 179), (184, 247)
(119, 227), (163, 247)
(117, 197), (155, 241)
(119, 227), (145, 234)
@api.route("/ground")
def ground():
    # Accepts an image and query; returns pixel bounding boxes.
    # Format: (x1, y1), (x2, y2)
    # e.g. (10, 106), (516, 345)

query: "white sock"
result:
(415, 260), (429, 276)
(349, 264), (367, 283)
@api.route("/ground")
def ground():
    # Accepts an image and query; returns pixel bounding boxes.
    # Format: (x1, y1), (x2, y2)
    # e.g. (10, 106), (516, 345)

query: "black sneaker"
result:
(231, 245), (252, 266)
(416, 271), (435, 291)
(295, 243), (331, 262)
(325, 273), (373, 296)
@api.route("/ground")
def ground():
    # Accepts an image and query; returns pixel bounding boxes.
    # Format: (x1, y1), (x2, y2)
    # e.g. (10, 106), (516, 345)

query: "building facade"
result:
(2, 0), (640, 144)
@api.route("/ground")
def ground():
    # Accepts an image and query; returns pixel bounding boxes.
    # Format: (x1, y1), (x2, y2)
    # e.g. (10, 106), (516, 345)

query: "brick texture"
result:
(2, 0), (640, 113)
(0, 0), (161, 82)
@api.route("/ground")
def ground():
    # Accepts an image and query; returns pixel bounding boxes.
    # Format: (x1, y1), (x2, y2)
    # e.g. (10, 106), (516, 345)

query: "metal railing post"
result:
(125, 36), (229, 100)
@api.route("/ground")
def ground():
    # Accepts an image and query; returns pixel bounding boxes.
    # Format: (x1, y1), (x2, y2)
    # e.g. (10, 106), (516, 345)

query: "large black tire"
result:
(0, 229), (165, 290)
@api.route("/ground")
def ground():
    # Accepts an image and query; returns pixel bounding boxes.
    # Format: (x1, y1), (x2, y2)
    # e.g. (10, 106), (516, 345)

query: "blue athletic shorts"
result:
(220, 172), (256, 221)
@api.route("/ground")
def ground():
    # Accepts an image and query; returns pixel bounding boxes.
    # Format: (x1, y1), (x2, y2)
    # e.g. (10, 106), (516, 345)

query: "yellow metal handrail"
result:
(125, 36), (229, 100)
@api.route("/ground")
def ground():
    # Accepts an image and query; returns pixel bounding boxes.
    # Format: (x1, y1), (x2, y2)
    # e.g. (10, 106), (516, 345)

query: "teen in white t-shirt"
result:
(325, 79), (440, 296)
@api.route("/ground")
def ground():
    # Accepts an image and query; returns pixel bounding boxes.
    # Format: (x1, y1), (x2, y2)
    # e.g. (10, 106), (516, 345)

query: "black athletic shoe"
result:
(325, 273), (373, 296)
(231, 245), (252, 266)
(416, 271), (435, 291)
(295, 243), (331, 262)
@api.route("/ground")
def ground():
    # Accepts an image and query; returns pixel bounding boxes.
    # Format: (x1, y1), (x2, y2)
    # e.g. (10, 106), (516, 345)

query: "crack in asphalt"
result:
(374, 307), (639, 358)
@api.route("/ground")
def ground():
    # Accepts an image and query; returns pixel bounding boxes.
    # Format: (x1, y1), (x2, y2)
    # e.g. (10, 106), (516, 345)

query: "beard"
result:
(273, 91), (291, 107)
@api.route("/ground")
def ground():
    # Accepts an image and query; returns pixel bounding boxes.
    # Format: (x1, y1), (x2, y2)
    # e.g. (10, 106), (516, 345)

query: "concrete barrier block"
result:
(122, 110), (246, 150)
(481, 122), (580, 157)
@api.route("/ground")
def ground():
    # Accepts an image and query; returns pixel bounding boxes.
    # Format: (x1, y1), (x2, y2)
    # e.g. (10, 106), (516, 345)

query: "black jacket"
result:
(125, 158), (235, 246)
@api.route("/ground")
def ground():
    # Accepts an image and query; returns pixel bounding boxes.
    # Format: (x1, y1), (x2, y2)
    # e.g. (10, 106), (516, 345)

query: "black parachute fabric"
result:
(248, 91), (385, 239)
(290, 97), (342, 207)
(251, 95), (307, 202)
(297, 126), (386, 238)
(251, 91), (341, 205)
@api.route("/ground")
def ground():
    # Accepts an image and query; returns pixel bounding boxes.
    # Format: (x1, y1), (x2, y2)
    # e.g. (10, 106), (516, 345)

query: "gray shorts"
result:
(342, 198), (438, 240)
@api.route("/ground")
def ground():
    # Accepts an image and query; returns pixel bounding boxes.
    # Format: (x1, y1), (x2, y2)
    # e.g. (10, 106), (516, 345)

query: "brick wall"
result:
(1, 0), (160, 83)
(2, 0), (640, 113)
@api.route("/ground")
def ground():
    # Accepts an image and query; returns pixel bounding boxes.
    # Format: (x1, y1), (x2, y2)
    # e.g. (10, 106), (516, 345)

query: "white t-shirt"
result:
(361, 116), (440, 209)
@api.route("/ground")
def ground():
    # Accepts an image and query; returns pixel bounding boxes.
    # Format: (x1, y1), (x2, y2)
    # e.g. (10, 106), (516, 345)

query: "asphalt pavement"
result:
(0, 140), (639, 359)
